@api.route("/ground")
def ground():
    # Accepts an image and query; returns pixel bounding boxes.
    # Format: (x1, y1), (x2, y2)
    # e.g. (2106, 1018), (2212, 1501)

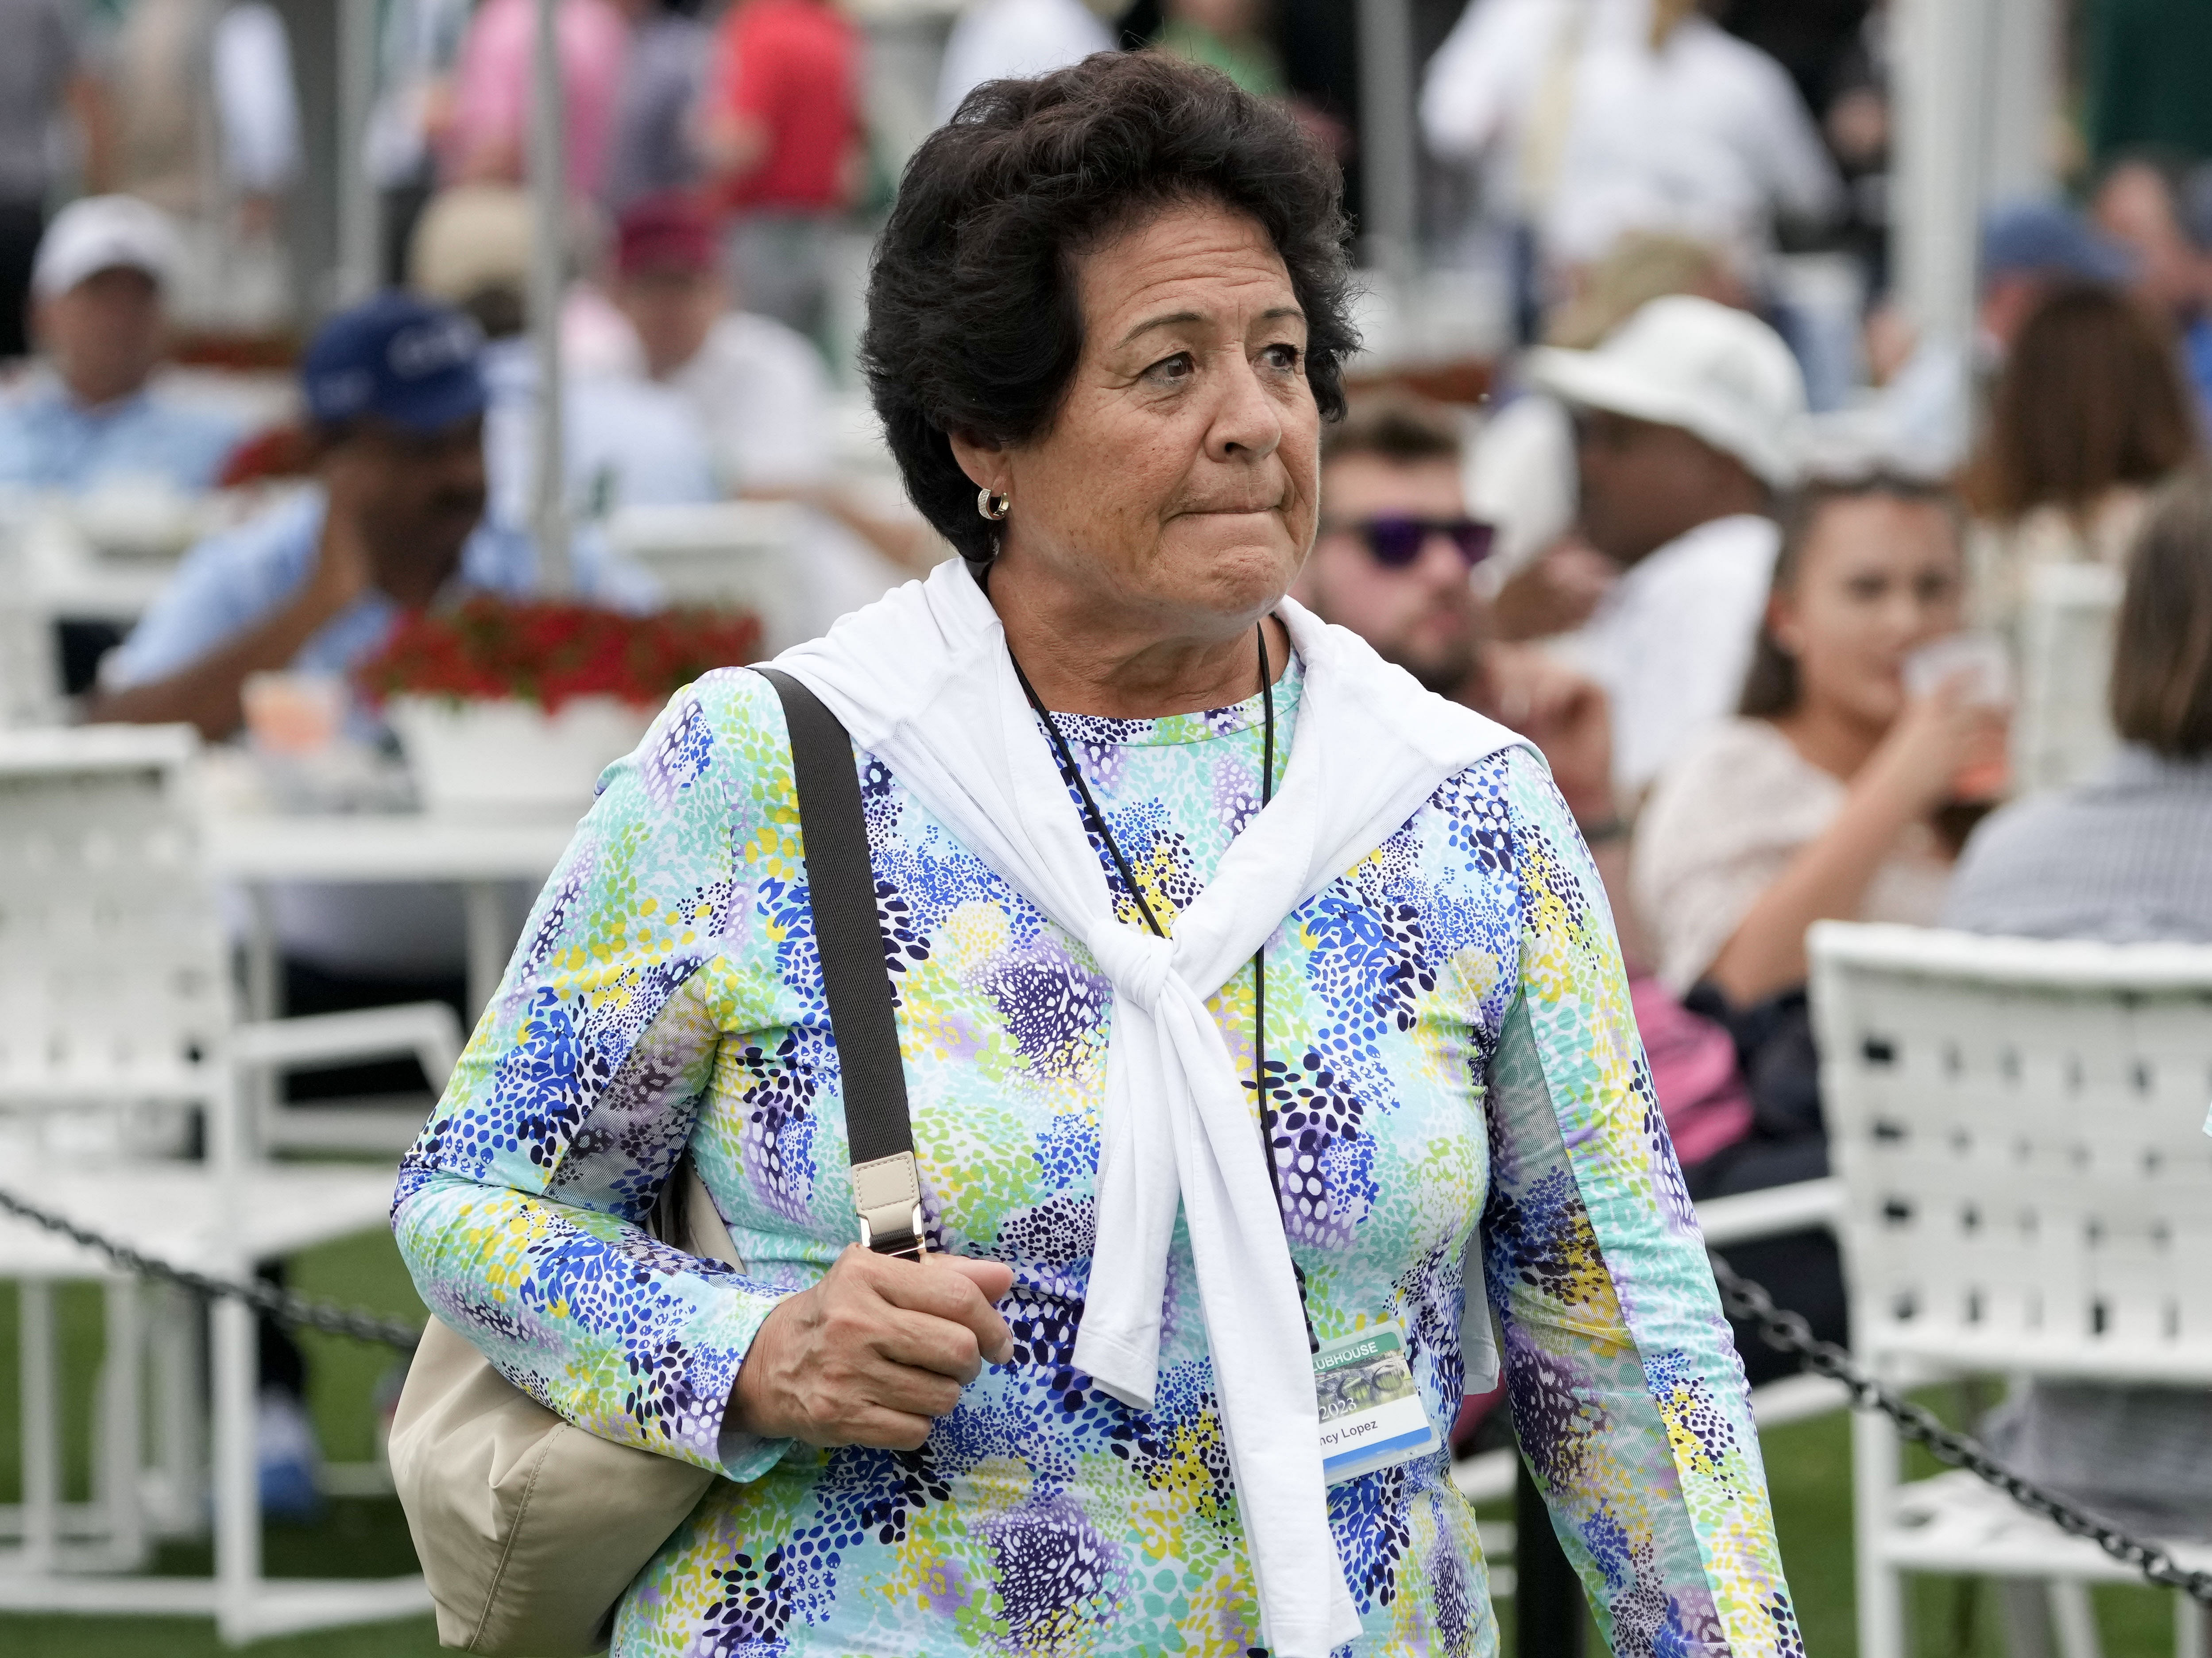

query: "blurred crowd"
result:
(4, 0), (2212, 1558)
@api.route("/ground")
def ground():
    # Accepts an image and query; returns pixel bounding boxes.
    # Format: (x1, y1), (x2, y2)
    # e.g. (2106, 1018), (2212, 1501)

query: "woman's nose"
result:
(1207, 354), (1284, 462)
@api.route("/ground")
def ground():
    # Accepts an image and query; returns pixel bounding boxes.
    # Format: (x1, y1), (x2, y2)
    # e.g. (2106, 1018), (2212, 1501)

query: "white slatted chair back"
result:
(0, 497), (59, 726)
(0, 601), (59, 727)
(2015, 561), (2122, 794)
(0, 725), (234, 1162)
(1809, 922), (2212, 1389)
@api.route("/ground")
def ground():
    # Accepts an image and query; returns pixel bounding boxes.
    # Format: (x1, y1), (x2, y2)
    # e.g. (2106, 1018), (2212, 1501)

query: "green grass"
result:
(0, 1230), (2187, 1655)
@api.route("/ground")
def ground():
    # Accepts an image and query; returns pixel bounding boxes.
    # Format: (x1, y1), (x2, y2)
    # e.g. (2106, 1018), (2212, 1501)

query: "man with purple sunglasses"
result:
(1292, 399), (1626, 889)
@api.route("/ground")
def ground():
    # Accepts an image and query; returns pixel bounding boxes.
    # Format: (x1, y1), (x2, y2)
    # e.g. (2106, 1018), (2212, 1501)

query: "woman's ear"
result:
(947, 428), (1011, 496)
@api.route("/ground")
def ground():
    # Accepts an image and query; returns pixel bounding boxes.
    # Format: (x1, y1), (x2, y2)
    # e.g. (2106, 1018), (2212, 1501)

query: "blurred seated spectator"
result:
(1943, 473), (2212, 1560)
(1292, 399), (1616, 833)
(2092, 153), (2212, 432)
(604, 190), (940, 595)
(1976, 204), (2139, 360)
(607, 191), (831, 492)
(0, 196), (246, 493)
(1636, 473), (1992, 1010)
(442, 0), (626, 199)
(699, 0), (862, 340)
(1962, 281), (2199, 639)
(1947, 476), (2212, 946)
(1863, 203), (2141, 481)
(86, 291), (651, 741)
(408, 184), (717, 527)
(1475, 230), (1750, 635)
(1527, 293), (1806, 800)
(603, 0), (708, 213)
(1633, 472), (1999, 1378)
(936, 0), (1110, 124)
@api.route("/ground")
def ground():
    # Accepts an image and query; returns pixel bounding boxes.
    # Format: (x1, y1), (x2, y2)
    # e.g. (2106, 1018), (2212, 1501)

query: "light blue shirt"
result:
(103, 488), (661, 698)
(0, 378), (247, 494)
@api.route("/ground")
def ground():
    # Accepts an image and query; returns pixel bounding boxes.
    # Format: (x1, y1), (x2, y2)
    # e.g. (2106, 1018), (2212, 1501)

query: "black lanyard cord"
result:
(1009, 651), (1167, 941)
(1009, 624), (1315, 1348)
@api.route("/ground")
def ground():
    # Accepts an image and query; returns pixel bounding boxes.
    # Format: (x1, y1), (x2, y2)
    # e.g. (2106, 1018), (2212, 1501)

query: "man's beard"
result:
(1380, 636), (1478, 697)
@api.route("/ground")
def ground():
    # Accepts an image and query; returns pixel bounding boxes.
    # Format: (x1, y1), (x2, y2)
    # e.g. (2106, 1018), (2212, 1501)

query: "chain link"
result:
(1709, 1251), (2212, 1604)
(0, 1185), (421, 1352)
(4, 1178), (2206, 1597)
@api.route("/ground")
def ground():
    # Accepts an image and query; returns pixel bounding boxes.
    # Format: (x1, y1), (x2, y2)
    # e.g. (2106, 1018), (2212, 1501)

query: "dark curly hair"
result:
(861, 51), (1359, 565)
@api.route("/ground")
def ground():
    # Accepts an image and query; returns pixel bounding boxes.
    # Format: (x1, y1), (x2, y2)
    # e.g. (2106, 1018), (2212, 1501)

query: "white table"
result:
(203, 811), (580, 1016)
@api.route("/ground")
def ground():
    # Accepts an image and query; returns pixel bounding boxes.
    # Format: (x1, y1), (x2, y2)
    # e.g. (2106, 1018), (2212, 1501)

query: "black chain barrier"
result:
(3, 1178), (2205, 1600)
(0, 1185), (421, 1352)
(1709, 1252), (2212, 1605)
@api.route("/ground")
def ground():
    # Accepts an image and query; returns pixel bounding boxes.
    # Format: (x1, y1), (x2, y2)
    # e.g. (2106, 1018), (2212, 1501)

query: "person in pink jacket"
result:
(442, 0), (628, 201)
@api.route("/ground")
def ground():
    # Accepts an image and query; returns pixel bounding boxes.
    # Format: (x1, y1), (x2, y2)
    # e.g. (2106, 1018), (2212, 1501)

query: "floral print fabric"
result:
(393, 657), (1796, 1657)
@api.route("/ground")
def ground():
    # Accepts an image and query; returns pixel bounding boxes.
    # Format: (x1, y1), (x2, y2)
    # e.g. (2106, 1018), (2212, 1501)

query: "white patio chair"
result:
(2015, 562), (2123, 795)
(1808, 921), (2212, 1658)
(0, 724), (453, 1640)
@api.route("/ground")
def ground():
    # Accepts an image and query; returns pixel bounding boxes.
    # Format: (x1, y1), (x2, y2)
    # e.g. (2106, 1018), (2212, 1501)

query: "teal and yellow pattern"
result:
(394, 657), (1796, 1656)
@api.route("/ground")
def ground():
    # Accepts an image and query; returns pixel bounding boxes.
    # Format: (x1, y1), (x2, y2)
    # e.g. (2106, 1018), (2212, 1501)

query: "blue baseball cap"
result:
(1980, 201), (2137, 288)
(301, 291), (488, 434)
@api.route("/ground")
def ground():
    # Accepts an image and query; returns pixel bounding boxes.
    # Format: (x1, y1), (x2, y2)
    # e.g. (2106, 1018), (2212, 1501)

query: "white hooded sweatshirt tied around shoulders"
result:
(770, 557), (1524, 1657)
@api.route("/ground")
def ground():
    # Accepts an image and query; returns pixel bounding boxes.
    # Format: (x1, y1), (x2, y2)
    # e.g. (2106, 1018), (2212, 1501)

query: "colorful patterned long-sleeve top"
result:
(393, 656), (1798, 1657)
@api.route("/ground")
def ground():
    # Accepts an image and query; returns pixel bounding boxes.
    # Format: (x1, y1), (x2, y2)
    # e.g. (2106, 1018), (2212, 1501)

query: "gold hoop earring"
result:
(977, 487), (1011, 522)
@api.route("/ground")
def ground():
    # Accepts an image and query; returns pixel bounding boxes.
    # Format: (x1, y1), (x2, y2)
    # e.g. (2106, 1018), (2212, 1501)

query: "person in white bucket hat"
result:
(1528, 293), (1807, 799)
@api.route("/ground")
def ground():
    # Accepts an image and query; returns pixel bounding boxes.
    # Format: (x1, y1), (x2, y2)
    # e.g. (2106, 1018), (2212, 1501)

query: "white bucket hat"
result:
(31, 195), (182, 300)
(1526, 294), (1808, 488)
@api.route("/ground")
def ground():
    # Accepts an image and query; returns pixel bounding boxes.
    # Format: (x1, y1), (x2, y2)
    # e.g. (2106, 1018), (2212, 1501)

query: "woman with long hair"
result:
(1632, 472), (2003, 1376)
(1965, 281), (2200, 631)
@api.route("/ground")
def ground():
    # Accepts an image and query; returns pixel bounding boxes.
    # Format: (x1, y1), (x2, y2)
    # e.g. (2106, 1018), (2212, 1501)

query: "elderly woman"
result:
(394, 52), (1790, 1657)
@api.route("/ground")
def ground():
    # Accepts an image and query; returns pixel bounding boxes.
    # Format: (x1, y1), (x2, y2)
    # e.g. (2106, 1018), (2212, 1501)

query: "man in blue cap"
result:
(89, 291), (652, 737)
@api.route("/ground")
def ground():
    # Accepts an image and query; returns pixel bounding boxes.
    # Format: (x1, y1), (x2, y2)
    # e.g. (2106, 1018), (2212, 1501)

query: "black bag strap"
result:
(758, 668), (925, 1260)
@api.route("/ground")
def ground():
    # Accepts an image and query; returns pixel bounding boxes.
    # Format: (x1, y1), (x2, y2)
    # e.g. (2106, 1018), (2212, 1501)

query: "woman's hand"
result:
(1705, 678), (2006, 1008)
(727, 1249), (1015, 1450)
(1857, 675), (2009, 819)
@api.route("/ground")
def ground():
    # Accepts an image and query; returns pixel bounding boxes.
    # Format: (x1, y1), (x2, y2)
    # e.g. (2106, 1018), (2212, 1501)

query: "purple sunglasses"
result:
(1328, 515), (1497, 569)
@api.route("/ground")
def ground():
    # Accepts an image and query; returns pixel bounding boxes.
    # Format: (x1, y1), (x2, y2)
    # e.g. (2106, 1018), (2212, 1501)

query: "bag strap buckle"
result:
(853, 1152), (927, 1261)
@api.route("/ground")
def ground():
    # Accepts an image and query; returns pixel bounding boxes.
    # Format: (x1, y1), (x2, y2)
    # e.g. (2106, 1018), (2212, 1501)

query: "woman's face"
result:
(959, 199), (1319, 646)
(1770, 493), (1965, 730)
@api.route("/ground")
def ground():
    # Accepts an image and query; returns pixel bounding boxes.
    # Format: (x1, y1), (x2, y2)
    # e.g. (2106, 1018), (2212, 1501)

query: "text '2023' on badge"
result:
(1312, 1322), (1441, 1484)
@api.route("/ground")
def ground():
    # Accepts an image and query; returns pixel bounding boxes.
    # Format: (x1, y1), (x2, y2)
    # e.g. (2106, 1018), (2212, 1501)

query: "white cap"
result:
(31, 195), (182, 300)
(1525, 295), (1808, 488)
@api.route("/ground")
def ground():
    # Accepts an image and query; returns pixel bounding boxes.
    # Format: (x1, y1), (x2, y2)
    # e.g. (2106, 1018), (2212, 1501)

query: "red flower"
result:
(355, 599), (763, 713)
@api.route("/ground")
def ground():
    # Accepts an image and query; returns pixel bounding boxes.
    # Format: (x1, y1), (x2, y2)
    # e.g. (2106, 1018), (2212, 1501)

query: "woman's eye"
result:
(1146, 352), (1195, 384)
(1260, 342), (1302, 372)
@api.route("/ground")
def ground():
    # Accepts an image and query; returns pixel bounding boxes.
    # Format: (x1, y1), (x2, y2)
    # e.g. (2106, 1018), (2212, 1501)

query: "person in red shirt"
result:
(698, 0), (862, 340)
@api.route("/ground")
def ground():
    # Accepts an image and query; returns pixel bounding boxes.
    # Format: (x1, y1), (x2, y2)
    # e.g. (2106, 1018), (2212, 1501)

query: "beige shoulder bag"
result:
(389, 1163), (738, 1654)
(390, 670), (929, 1654)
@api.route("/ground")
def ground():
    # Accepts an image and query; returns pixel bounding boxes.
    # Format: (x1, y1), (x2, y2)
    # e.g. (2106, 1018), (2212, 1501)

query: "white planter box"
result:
(387, 695), (656, 817)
